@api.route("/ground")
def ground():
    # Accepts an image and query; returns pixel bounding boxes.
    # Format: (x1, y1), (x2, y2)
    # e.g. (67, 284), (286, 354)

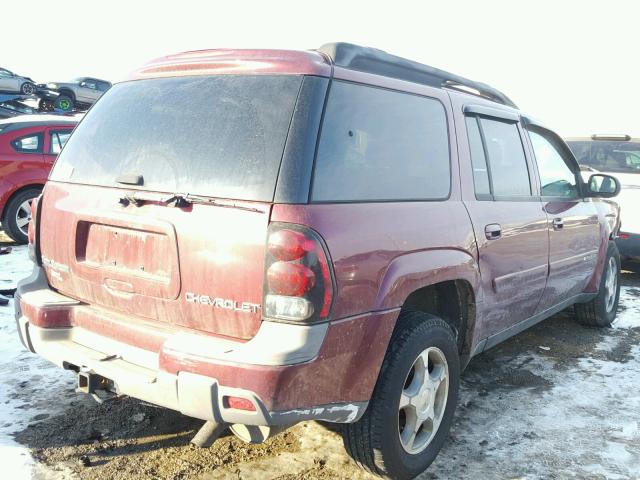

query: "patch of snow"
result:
(614, 286), (640, 329)
(0, 247), (76, 479)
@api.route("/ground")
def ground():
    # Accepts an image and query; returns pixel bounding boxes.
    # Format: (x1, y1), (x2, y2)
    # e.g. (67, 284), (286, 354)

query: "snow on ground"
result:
(614, 286), (640, 329)
(0, 246), (76, 480)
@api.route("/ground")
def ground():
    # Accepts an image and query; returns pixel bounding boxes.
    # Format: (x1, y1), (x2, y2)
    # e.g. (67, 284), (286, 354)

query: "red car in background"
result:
(0, 115), (77, 243)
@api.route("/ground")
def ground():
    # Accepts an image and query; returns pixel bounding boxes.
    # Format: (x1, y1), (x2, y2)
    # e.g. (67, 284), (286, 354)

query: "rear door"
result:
(525, 125), (601, 312)
(457, 105), (549, 339)
(43, 127), (73, 165)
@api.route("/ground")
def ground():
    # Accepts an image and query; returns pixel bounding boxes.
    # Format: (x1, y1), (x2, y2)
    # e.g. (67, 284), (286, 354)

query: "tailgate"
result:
(39, 182), (270, 340)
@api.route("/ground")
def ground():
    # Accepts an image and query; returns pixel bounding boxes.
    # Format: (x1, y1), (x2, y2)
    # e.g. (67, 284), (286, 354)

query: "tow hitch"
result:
(76, 369), (118, 404)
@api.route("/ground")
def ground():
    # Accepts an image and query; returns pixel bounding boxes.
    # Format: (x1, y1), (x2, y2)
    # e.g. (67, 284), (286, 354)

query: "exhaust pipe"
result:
(191, 420), (228, 448)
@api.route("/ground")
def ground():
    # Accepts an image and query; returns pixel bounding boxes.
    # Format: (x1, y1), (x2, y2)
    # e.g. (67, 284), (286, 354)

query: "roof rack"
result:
(318, 43), (518, 109)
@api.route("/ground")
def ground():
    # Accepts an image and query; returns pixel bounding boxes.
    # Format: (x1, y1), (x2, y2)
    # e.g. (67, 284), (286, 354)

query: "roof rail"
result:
(317, 43), (518, 109)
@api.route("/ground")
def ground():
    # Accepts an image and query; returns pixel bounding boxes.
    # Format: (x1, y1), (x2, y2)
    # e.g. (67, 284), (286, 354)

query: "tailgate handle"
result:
(485, 224), (502, 240)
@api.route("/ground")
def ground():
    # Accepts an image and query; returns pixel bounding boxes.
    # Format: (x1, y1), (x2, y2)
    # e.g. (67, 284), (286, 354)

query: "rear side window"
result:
(51, 75), (302, 201)
(12, 133), (43, 153)
(311, 81), (450, 202)
(474, 117), (531, 197)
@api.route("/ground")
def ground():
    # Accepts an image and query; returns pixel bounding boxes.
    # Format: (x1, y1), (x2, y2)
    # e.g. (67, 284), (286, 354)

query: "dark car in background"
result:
(37, 77), (111, 112)
(0, 115), (77, 243)
(0, 94), (38, 119)
(567, 135), (640, 261)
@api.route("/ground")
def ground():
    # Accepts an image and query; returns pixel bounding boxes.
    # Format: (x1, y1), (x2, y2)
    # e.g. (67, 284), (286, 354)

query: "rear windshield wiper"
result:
(118, 192), (264, 213)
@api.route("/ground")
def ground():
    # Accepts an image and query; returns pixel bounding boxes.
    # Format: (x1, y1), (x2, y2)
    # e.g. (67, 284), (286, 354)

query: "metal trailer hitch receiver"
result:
(76, 368), (118, 404)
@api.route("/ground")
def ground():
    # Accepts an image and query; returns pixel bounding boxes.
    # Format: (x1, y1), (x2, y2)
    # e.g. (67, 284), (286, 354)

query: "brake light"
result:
(619, 232), (631, 239)
(264, 224), (334, 323)
(27, 195), (41, 264)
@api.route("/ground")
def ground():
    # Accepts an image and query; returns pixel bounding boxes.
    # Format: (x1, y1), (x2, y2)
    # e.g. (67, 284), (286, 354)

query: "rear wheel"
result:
(2, 188), (41, 244)
(342, 311), (459, 479)
(20, 82), (36, 95)
(575, 242), (621, 327)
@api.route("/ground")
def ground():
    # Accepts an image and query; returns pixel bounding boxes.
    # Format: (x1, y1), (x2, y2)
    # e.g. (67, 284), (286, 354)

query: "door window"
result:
(528, 130), (579, 198)
(480, 118), (531, 197)
(465, 115), (532, 198)
(49, 130), (73, 154)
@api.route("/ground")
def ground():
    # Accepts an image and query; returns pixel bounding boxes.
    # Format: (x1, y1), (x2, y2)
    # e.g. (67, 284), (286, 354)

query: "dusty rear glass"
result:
(567, 140), (640, 174)
(51, 75), (302, 201)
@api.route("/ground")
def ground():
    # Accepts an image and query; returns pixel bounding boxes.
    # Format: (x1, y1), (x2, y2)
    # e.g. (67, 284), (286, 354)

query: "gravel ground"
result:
(1, 233), (639, 479)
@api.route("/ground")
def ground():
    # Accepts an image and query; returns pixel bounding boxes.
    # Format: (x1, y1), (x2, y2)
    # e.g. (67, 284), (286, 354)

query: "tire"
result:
(54, 95), (74, 112)
(575, 241), (621, 327)
(1, 188), (41, 244)
(20, 82), (36, 95)
(342, 311), (460, 479)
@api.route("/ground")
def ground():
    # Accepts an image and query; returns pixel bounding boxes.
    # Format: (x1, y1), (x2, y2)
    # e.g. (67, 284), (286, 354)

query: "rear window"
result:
(311, 81), (450, 202)
(51, 75), (303, 201)
(567, 140), (640, 174)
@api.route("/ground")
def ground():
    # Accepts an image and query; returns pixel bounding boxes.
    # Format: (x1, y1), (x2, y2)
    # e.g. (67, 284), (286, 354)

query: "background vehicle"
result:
(37, 77), (111, 112)
(0, 115), (77, 243)
(0, 68), (36, 95)
(0, 94), (38, 119)
(567, 134), (640, 261)
(16, 44), (621, 480)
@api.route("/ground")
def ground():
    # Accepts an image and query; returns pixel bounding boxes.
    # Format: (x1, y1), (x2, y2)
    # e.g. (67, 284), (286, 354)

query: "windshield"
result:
(567, 140), (640, 174)
(51, 75), (302, 201)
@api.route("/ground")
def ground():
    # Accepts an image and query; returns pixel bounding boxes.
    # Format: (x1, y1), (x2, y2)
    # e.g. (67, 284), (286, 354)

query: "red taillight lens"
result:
(264, 224), (334, 323)
(619, 232), (631, 239)
(268, 229), (314, 261)
(267, 262), (315, 296)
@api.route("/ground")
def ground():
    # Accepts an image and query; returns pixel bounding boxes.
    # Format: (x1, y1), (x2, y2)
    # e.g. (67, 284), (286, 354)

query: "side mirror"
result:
(586, 173), (620, 198)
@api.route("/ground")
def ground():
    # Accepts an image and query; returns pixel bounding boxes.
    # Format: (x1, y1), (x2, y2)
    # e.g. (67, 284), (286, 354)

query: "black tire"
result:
(1, 188), (41, 244)
(575, 242), (621, 327)
(342, 311), (460, 479)
(20, 82), (36, 95)
(54, 94), (74, 112)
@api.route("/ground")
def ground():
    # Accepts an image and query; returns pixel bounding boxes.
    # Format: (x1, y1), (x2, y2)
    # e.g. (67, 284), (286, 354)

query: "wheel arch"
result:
(1, 183), (44, 222)
(58, 88), (76, 101)
(373, 248), (481, 364)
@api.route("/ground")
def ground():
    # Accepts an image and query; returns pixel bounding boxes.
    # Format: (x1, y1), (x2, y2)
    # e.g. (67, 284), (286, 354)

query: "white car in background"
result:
(567, 134), (640, 261)
(0, 68), (36, 95)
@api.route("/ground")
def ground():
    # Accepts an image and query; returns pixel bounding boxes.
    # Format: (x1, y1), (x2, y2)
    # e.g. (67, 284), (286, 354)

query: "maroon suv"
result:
(16, 44), (622, 479)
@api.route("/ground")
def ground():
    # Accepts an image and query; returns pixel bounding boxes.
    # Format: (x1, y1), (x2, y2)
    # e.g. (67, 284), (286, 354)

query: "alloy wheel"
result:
(398, 346), (449, 454)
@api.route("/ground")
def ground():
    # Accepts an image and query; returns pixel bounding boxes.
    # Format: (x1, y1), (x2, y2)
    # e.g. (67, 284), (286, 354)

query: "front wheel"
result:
(342, 311), (460, 479)
(575, 242), (621, 327)
(54, 95), (74, 112)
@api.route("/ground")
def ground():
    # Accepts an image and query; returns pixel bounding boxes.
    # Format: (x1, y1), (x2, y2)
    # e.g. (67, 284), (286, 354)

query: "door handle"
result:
(485, 223), (502, 240)
(552, 218), (564, 230)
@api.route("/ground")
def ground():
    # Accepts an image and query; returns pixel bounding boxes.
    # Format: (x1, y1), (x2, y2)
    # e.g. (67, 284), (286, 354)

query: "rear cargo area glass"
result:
(51, 75), (302, 201)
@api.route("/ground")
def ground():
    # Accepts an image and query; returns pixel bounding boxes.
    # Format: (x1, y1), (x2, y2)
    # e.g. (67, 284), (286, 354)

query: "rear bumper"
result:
(15, 267), (398, 426)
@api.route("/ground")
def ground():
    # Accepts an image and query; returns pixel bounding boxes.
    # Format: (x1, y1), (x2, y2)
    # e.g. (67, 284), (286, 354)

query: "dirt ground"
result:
(2, 236), (640, 479)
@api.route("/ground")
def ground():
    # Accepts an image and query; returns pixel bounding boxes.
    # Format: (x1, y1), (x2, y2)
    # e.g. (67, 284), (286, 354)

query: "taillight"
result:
(264, 224), (334, 323)
(27, 194), (42, 265)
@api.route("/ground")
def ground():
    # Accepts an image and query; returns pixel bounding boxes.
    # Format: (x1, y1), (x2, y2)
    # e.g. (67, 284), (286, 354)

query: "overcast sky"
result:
(3, 0), (638, 136)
